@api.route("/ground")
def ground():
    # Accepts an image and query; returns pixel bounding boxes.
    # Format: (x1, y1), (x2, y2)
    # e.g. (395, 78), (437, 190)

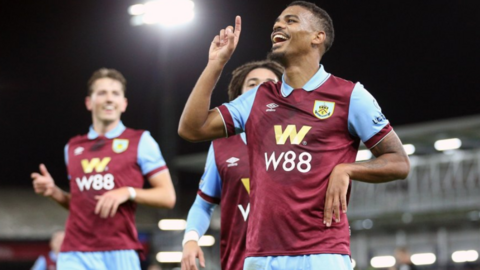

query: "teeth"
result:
(273, 34), (288, 43)
(104, 105), (114, 110)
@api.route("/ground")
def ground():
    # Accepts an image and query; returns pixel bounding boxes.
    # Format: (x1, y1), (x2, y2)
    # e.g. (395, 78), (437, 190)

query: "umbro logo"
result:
(266, 103), (279, 112)
(74, 147), (84, 156)
(226, 157), (239, 167)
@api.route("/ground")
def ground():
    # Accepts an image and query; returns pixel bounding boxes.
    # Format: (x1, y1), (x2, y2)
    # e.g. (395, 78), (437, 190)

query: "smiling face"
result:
(85, 77), (127, 127)
(242, 68), (279, 94)
(270, 5), (326, 63)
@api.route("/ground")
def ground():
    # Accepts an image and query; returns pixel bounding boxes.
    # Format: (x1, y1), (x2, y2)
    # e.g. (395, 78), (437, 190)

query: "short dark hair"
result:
(288, 1), (334, 53)
(87, 68), (127, 96)
(228, 60), (283, 101)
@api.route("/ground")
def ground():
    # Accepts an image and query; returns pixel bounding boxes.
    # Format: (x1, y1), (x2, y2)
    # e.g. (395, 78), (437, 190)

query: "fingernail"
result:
(336, 219), (340, 222)
(327, 222), (331, 227)
(323, 220), (326, 224)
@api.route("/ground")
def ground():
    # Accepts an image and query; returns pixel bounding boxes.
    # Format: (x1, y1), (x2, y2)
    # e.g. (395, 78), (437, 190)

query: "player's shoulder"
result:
(67, 133), (88, 145)
(326, 74), (356, 89)
(122, 127), (147, 138)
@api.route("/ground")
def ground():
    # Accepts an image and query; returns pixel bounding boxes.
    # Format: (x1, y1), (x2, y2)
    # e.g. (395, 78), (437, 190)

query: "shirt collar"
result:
(87, 121), (126, 140)
(280, 64), (331, 97)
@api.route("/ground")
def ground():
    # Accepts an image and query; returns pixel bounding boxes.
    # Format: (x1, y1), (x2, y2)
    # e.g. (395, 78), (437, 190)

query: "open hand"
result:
(94, 187), (130, 218)
(323, 164), (350, 227)
(181, 240), (205, 270)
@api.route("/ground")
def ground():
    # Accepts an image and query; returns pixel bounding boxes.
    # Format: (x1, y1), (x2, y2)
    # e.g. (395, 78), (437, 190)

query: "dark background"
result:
(1, 0), (479, 193)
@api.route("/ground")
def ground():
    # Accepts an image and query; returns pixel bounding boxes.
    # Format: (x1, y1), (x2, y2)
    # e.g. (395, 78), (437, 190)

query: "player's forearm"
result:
(178, 61), (225, 142)
(336, 153), (410, 183)
(49, 186), (71, 209)
(133, 186), (176, 209)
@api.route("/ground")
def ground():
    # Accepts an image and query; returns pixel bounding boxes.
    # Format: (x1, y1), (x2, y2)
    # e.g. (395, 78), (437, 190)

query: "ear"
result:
(121, 98), (128, 113)
(85, 96), (92, 111)
(312, 31), (326, 47)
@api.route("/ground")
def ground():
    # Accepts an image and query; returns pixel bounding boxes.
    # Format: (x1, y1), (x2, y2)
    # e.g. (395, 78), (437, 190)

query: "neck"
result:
(283, 54), (322, 89)
(92, 119), (120, 136)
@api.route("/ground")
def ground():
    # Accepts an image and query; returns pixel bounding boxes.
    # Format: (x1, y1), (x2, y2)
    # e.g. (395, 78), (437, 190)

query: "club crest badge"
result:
(313, 100), (335, 119)
(112, 139), (129, 153)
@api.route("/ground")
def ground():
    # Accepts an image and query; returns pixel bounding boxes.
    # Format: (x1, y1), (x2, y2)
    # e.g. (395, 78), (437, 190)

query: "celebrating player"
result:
(178, 1), (410, 269)
(32, 68), (176, 270)
(181, 60), (283, 270)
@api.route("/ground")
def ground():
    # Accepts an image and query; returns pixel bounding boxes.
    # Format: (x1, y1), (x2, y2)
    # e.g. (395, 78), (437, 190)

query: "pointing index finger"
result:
(234, 16), (241, 36)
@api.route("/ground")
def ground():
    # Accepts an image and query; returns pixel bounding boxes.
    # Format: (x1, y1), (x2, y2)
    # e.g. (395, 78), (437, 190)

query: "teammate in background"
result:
(31, 68), (176, 270)
(181, 60), (283, 270)
(178, 1), (410, 269)
(31, 230), (65, 270)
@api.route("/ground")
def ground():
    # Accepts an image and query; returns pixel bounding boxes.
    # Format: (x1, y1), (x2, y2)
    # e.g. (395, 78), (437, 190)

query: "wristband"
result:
(127, 187), (136, 201)
(182, 231), (200, 247)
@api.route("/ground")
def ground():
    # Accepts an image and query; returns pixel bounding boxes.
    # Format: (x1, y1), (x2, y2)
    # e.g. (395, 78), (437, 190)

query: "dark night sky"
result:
(1, 1), (479, 189)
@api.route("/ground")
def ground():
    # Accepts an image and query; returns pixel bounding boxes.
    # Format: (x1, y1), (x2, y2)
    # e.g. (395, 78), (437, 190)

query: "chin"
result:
(267, 50), (287, 65)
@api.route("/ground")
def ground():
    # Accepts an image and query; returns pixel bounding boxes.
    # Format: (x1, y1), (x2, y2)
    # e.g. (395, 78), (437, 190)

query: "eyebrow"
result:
(275, 14), (300, 22)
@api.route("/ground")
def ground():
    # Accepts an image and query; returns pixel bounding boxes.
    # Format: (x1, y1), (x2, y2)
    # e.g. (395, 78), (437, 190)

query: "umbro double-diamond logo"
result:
(266, 103), (279, 112)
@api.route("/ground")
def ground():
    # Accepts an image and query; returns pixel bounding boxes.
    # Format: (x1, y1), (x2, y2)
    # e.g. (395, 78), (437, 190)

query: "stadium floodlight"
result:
(356, 149), (372, 161)
(198, 235), (215, 247)
(411, 253), (436, 265)
(370, 256), (395, 268)
(434, 138), (461, 151)
(452, 250), (479, 263)
(128, 0), (195, 27)
(156, 252), (182, 263)
(158, 219), (186, 230)
(403, 144), (416, 155)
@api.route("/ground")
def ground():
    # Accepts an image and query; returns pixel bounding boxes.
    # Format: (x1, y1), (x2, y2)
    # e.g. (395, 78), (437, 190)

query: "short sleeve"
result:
(198, 143), (222, 204)
(348, 83), (393, 149)
(217, 85), (259, 137)
(137, 131), (168, 178)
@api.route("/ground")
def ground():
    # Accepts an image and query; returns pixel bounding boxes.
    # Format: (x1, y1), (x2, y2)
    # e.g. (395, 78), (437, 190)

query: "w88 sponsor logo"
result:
(265, 151), (312, 173)
(76, 174), (115, 191)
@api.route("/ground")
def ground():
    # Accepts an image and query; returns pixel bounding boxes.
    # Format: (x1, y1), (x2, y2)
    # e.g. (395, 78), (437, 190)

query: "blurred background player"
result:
(181, 60), (283, 270)
(31, 230), (65, 270)
(389, 247), (418, 270)
(178, 1), (410, 269)
(31, 68), (176, 270)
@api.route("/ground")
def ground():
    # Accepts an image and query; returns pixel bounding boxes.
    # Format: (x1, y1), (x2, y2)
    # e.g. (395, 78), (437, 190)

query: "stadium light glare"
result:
(198, 235), (215, 247)
(434, 138), (461, 151)
(158, 219), (186, 230)
(356, 149), (372, 161)
(128, 4), (146, 15)
(156, 252), (182, 263)
(403, 144), (416, 155)
(411, 253), (436, 265)
(452, 250), (479, 263)
(129, 0), (195, 27)
(370, 256), (395, 268)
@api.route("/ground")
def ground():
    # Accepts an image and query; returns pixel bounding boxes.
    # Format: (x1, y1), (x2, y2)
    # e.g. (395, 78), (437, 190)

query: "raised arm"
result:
(31, 164), (71, 209)
(178, 16), (242, 142)
(323, 131), (410, 226)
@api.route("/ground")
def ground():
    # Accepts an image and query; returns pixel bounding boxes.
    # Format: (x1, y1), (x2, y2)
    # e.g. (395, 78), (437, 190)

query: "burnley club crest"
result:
(112, 139), (129, 153)
(313, 100), (335, 120)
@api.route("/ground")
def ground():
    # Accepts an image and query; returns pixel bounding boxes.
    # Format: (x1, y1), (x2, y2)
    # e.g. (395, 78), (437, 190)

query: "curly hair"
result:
(228, 60), (283, 101)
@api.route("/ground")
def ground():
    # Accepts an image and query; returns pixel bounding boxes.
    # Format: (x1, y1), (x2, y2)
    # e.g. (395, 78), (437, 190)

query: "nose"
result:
(272, 20), (285, 32)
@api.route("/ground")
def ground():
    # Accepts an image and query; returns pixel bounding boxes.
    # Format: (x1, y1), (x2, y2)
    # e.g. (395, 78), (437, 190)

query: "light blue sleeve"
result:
(31, 255), (46, 270)
(137, 131), (167, 175)
(199, 143), (222, 199)
(184, 195), (217, 237)
(223, 85), (259, 134)
(348, 82), (390, 142)
(64, 144), (68, 165)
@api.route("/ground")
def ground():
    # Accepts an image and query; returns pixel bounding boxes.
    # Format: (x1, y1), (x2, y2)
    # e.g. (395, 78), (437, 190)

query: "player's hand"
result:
(208, 15), (242, 65)
(31, 164), (56, 197)
(94, 187), (130, 218)
(181, 241), (205, 270)
(324, 164), (350, 227)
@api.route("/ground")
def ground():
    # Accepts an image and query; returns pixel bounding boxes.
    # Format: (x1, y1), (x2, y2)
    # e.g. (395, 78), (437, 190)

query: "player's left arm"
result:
(323, 83), (410, 226)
